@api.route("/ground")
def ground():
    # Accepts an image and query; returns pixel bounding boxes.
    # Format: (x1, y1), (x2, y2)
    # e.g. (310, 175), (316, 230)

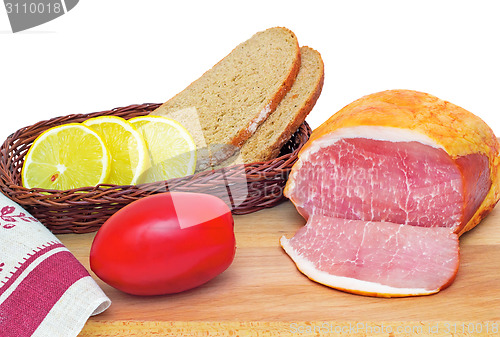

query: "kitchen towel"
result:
(0, 192), (111, 337)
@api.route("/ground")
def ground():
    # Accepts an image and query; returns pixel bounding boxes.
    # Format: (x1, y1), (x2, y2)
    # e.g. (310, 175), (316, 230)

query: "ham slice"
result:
(281, 215), (459, 297)
(282, 90), (500, 297)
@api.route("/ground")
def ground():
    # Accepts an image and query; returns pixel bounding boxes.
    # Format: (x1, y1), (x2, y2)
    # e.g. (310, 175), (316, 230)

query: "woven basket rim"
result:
(0, 103), (311, 233)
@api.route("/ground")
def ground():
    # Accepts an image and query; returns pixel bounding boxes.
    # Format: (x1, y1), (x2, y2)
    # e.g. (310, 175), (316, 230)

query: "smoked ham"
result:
(281, 215), (459, 297)
(282, 89), (500, 297)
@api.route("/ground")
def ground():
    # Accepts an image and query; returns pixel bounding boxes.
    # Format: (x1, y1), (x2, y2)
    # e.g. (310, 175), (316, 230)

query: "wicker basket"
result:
(0, 103), (311, 234)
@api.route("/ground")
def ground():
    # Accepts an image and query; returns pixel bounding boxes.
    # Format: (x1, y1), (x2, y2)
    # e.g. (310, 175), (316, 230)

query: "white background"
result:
(0, 0), (499, 142)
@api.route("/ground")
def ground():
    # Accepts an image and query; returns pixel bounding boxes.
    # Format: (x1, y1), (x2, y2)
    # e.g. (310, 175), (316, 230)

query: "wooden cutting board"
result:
(58, 200), (500, 336)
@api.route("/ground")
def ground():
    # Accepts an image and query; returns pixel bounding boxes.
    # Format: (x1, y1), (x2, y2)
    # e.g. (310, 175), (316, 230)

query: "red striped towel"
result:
(0, 193), (110, 337)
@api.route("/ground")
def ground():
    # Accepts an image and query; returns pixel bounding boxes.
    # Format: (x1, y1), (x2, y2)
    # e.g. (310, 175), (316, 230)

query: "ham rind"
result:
(286, 132), (491, 232)
(281, 215), (459, 297)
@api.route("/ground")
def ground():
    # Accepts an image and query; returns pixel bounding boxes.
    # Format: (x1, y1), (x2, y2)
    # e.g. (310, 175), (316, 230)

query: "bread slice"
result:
(150, 27), (301, 170)
(216, 46), (324, 167)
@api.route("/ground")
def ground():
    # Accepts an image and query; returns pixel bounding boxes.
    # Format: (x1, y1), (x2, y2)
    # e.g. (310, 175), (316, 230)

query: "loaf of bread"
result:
(150, 27), (301, 170)
(219, 46), (324, 167)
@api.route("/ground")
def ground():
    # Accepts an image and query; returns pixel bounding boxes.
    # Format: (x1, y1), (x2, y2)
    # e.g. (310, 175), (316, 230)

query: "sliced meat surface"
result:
(287, 137), (491, 232)
(281, 215), (459, 297)
(455, 153), (492, 226)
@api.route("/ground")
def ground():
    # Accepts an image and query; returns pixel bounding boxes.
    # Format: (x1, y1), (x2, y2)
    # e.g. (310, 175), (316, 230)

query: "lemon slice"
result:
(129, 116), (197, 183)
(83, 116), (149, 185)
(22, 123), (110, 190)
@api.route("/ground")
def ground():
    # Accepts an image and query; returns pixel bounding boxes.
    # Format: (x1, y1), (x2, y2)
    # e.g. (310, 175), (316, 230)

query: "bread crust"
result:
(262, 46), (324, 161)
(234, 51), (301, 147)
(219, 46), (324, 167)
